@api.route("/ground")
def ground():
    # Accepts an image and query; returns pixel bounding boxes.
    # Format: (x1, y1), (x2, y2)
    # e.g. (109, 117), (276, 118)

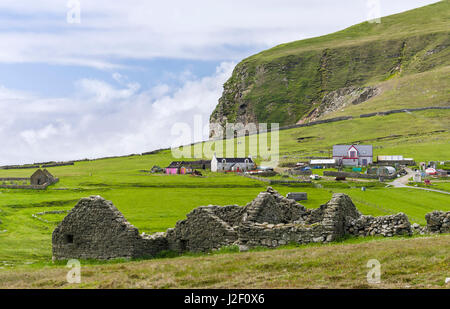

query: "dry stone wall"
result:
(425, 211), (450, 234)
(346, 213), (412, 237)
(54, 187), (440, 261)
(323, 171), (397, 180)
(166, 205), (242, 253)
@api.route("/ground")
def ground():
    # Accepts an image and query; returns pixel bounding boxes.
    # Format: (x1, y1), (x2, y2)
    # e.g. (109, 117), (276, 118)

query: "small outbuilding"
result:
(413, 174), (422, 183)
(30, 169), (55, 185)
(310, 159), (336, 168)
(151, 165), (164, 173)
(286, 192), (308, 201)
(425, 168), (437, 175)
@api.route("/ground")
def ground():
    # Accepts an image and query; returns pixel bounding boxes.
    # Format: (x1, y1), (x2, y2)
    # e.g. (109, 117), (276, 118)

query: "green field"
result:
(0, 127), (449, 270)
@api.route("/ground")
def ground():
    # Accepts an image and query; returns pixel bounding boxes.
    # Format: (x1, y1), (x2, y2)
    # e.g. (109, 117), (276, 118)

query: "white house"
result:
(333, 145), (373, 167)
(211, 154), (255, 172)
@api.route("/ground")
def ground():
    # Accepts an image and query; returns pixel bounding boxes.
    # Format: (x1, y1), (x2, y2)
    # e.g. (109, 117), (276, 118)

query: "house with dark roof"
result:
(332, 145), (373, 167)
(165, 160), (211, 175)
(165, 161), (189, 175)
(182, 160), (211, 170)
(211, 154), (255, 172)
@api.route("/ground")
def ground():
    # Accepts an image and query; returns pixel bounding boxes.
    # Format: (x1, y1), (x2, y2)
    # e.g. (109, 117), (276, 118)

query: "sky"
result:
(0, 0), (441, 165)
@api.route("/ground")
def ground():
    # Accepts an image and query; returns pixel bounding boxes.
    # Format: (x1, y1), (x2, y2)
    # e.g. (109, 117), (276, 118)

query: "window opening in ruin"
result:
(65, 234), (74, 244)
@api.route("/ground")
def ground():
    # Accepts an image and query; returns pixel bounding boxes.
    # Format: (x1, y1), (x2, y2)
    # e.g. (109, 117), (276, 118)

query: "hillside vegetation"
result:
(0, 128), (449, 270)
(1, 236), (449, 288)
(210, 1), (449, 128)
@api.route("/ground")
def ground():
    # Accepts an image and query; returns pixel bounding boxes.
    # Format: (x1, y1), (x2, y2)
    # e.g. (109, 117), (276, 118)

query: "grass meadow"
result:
(0, 107), (448, 288)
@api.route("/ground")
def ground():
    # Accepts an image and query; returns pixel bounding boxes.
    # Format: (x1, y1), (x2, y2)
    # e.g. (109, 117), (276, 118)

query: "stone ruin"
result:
(30, 169), (56, 186)
(52, 187), (449, 260)
(425, 211), (450, 234)
(0, 168), (58, 190)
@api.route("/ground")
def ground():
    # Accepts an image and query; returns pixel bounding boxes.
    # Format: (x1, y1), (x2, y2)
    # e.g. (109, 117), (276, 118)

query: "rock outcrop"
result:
(301, 86), (380, 123)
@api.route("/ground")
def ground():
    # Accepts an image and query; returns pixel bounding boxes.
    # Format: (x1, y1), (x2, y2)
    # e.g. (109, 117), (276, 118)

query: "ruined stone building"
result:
(30, 169), (56, 186)
(0, 168), (58, 189)
(52, 187), (448, 261)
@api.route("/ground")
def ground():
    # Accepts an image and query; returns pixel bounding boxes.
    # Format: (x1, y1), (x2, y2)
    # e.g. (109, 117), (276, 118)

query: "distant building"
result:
(310, 159), (336, 168)
(30, 169), (55, 185)
(182, 160), (211, 170)
(367, 166), (396, 176)
(165, 161), (191, 175)
(425, 168), (437, 175)
(165, 160), (211, 175)
(377, 155), (415, 166)
(381, 166), (397, 176)
(211, 154), (255, 172)
(413, 174), (422, 183)
(151, 165), (164, 173)
(333, 145), (373, 167)
(286, 192), (307, 201)
(436, 169), (449, 177)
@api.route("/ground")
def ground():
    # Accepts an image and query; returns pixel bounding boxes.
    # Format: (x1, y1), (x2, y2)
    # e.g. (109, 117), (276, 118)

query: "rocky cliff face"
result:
(301, 86), (380, 123)
(209, 2), (450, 133)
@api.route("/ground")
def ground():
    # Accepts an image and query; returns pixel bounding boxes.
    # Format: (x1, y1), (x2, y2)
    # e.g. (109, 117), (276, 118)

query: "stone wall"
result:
(346, 213), (412, 237)
(0, 178), (59, 190)
(288, 169), (313, 176)
(166, 205), (242, 253)
(323, 171), (397, 180)
(0, 178), (29, 181)
(53, 187), (426, 260)
(0, 165), (40, 170)
(242, 174), (311, 185)
(425, 211), (450, 234)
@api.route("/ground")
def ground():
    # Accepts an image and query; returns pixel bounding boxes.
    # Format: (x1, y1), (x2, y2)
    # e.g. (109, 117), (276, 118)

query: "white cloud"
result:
(0, 62), (235, 165)
(75, 77), (140, 103)
(0, 0), (440, 68)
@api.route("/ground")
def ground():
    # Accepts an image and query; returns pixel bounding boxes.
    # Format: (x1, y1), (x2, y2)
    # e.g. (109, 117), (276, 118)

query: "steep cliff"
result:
(210, 1), (450, 130)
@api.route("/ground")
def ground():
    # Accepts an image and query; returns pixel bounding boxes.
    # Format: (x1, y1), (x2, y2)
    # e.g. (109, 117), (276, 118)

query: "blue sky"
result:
(0, 0), (440, 164)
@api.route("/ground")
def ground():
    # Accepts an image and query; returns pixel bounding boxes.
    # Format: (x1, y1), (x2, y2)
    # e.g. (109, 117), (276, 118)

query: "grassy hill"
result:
(210, 1), (449, 127)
